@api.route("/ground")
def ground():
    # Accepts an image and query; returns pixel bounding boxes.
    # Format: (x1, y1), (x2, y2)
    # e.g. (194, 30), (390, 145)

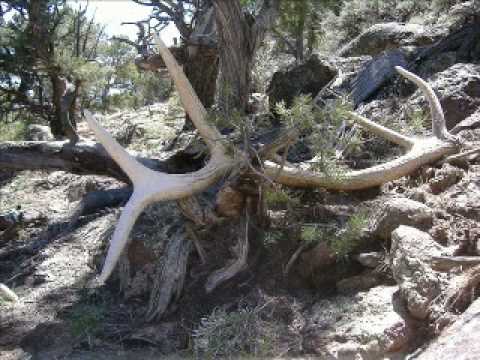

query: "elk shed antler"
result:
(84, 35), (234, 285)
(86, 34), (460, 285)
(264, 66), (460, 190)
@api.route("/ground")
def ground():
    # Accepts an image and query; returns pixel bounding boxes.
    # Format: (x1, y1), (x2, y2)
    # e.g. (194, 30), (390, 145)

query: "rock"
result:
(318, 55), (372, 99)
(390, 226), (447, 320)
(66, 178), (104, 202)
(20, 322), (76, 360)
(429, 222), (451, 246)
(355, 252), (384, 268)
(415, 298), (480, 360)
(451, 108), (480, 135)
(298, 241), (336, 277)
(370, 198), (434, 240)
(0, 209), (46, 230)
(25, 124), (53, 141)
(416, 52), (458, 79)
(339, 23), (444, 57)
(440, 173), (480, 221)
(336, 271), (383, 294)
(406, 63), (480, 129)
(267, 55), (337, 112)
(435, 0), (480, 30)
(303, 286), (410, 358)
(248, 92), (268, 114)
(128, 322), (188, 352)
(428, 164), (464, 194)
(0, 349), (29, 360)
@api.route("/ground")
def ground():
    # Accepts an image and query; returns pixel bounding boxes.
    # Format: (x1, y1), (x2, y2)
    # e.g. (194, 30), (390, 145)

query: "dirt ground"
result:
(2, 102), (480, 359)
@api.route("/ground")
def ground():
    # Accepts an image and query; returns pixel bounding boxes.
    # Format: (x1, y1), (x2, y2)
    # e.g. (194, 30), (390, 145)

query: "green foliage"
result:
(193, 306), (277, 358)
(276, 95), (357, 179)
(406, 109), (427, 134)
(329, 211), (369, 257)
(275, 0), (338, 58)
(300, 225), (324, 244)
(68, 304), (106, 339)
(0, 120), (30, 141)
(264, 230), (285, 246)
(264, 188), (300, 209)
(299, 211), (368, 257)
(275, 95), (316, 130)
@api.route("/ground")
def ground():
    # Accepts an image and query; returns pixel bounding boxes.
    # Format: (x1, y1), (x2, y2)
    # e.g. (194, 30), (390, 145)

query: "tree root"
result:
(146, 230), (192, 321)
(205, 214), (250, 293)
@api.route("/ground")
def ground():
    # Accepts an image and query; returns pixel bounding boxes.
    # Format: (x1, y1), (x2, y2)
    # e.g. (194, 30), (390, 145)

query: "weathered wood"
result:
(431, 256), (480, 272)
(351, 49), (407, 106)
(0, 140), (172, 181)
(350, 20), (480, 106)
(67, 187), (132, 230)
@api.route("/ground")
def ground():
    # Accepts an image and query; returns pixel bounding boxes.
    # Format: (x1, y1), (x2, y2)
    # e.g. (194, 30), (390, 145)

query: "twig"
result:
(186, 223), (207, 264)
(283, 241), (307, 276)
(441, 147), (480, 165)
(204, 203), (250, 293)
(258, 127), (299, 159)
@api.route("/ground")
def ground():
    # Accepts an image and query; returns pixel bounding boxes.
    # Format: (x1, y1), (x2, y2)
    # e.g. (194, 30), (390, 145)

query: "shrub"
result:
(193, 306), (277, 358)
(329, 211), (369, 257)
(68, 304), (106, 341)
(264, 187), (300, 210)
(0, 119), (30, 141)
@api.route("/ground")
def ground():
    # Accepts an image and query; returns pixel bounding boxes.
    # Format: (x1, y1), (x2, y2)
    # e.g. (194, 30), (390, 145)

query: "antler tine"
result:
(85, 35), (234, 285)
(96, 192), (145, 284)
(152, 34), (224, 153)
(395, 66), (453, 141)
(84, 110), (151, 184)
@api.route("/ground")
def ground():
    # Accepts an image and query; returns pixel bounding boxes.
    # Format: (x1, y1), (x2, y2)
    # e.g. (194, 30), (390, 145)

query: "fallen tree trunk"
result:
(67, 187), (132, 230)
(0, 140), (173, 181)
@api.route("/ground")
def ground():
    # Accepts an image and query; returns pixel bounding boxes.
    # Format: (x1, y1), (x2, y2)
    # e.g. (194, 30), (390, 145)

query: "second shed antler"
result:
(86, 35), (459, 284)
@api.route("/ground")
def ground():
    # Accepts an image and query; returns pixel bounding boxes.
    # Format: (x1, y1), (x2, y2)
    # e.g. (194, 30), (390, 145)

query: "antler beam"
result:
(85, 35), (234, 284)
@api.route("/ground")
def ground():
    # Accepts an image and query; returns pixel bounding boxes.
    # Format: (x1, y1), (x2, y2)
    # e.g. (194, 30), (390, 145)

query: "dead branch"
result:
(0, 140), (171, 181)
(205, 210), (250, 293)
(186, 223), (207, 264)
(431, 256), (480, 272)
(284, 241), (308, 276)
(442, 147), (480, 165)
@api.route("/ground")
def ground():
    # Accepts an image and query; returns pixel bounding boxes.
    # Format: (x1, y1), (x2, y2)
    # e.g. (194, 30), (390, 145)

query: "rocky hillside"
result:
(1, 2), (480, 359)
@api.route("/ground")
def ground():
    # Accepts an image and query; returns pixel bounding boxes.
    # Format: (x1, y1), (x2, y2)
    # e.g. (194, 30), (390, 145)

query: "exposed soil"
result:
(1, 101), (480, 359)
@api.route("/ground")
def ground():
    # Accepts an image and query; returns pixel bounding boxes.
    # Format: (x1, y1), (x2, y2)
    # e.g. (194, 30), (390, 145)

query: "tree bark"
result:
(213, 0), (254, 115)
(49, 75), (79, 143)
(0, 141), (173, 181)
(213, 0), (280, 115)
